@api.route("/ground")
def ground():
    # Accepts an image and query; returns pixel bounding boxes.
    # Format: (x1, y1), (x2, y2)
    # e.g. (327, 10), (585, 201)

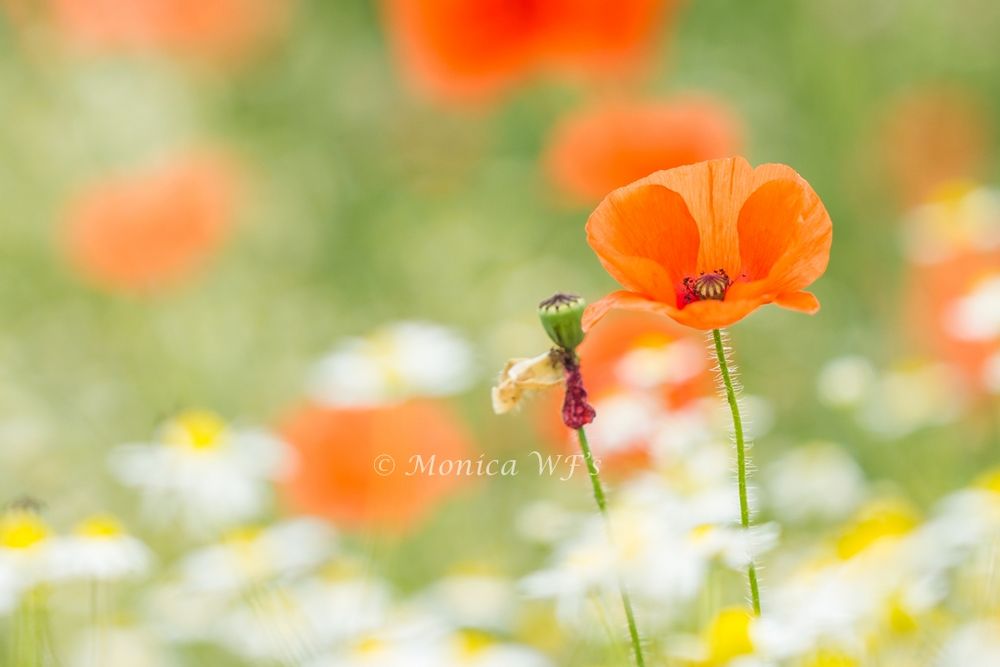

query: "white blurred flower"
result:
(436, 635), (552, 667)
(303, 612), (451, 667)
(108, 410), (292, 533)
(817, 356), (877, 408)
(857, 362), (966, 437)
(51, 515), (151, 582)
(70, 625), (171, 667)
(520, 522), (619, 624)
(418, 574), (518, 632)
(938, 619), (1000, 667)
(765, 443), (867, 523)
(754, 499), (935, 659)
(584, 390), (662, 457)
(176, 518), (337, 594)
(902, 184), (1000, 264)
(153, 533), (386, 661)
(689, 522), (780, 570)
(514, 501), (577, 544)
(615, 337), (705, 390)
(309, 321), (475, 406)
(308, 627), (551, 667)
(297, 575), (393, 647)
(0, 504), (58, 613)
(210, 584), (321, 664)
(522, 439), (774, 628)
(945, 274), (1000, 342)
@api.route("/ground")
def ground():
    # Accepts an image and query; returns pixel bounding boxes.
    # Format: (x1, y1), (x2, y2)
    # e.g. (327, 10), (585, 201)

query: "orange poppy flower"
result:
(879, 87), (991, 205)
(540, 309), (711, 470)
(9, 0), (290, 61)
(280, 400), (475, 532)
(382, 0), (674, 103)
(545, 97), (742, 203)
(61, 153), (240, 293)
(584, 156), (833, 331)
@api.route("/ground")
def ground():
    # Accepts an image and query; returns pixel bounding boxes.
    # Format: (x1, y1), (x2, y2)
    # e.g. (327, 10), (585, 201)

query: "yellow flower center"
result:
(835, 499), (919, 559)
(802, 650), (860, 667)
(75, 514), (124, 539)
(927, 180), (976, 207)
(354, 636), (385, 655)
(370, 331), (405, 391)
(163, 410), (228, 450)
(705, 607), (754, 664)
(456, 629), (495, 657)
(0, 511), (50, 549)
(974, 468), (1000, 495)
(884, 593), (919, 635)
(632, 332), (673, 349)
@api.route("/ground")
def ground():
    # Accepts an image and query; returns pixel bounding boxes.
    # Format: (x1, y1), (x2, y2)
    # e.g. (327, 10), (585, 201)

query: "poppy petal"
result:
(737, 178), (803, 281)
(584, 289), (766, 331)
(583, 290), (678, 332)
(774, 290), (821, 314)
(587, 183), (700, 302)
(746, 164), (833, 295)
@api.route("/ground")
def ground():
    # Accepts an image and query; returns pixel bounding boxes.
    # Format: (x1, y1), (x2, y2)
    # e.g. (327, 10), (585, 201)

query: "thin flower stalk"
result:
(576, 425), (647, 667)
(711, 328), (762, 615)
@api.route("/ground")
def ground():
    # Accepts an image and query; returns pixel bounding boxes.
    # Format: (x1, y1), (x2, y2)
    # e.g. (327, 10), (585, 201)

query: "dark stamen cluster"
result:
(683, 269), (731, 304)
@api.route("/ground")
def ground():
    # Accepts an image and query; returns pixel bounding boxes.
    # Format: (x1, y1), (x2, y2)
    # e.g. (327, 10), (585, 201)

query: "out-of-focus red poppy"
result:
(541, 309), (711, 471)
(280, 400), (476, 532)
(5, 0), (290, 61)
(382, 0), (676, 104)
(585, 157), (833, 331)
(61, 153), (240, 293)
(879, 87), (992, 205)
(906, 247), (1000, 396)
(545, 97), (742, 203)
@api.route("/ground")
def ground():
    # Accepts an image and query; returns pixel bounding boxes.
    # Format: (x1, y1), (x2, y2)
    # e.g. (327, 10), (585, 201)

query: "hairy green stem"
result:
(711, 328), (762, 615)
(576, 426), (647, 667)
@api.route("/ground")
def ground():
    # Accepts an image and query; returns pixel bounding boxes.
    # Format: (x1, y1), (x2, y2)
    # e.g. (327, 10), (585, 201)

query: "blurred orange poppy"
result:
(280, 400), (475, 531)
(545, 97), (742, 203)
(906, 247), (1000, 396)
(61, 153), (240, 293)
(879, 87), (991, 205)
(540, 309), (711, 470)
(7, 0), (290, 61)
(382, 0), (675, 103)
(585, 157), (833, 331)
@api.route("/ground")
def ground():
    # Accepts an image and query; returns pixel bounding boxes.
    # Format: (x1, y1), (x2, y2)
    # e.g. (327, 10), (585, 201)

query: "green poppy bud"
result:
(538, 293), (586, 352)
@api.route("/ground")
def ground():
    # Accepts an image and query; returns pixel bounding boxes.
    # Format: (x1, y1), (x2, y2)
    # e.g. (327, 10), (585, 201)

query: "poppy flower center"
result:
(683, 270), (731, 304)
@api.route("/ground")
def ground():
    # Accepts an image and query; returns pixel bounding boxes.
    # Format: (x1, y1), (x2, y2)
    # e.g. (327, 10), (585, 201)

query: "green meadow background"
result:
(0, 1), (999, 664)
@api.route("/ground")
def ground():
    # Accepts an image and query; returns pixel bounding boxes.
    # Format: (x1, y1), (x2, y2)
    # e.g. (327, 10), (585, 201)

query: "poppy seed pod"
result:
(538, 293), (587, 352)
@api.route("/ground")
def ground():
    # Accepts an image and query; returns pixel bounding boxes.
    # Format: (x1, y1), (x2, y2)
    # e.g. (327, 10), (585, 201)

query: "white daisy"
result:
(308, 321), (475, 406)
(176, 518), (337, 594)
(945, 274), (1000, 342)
(856, 362), (965, 437)
(51, 514), (151, 582)
(0, 504), (58, 614)
(765, 443), (867, 523)
(938, 619), (1000, 667)
(816, 355), (877, 408)
(417, 573), (518, 632)
(70, 625), (170, 667)
(108, 410), (292, 533)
